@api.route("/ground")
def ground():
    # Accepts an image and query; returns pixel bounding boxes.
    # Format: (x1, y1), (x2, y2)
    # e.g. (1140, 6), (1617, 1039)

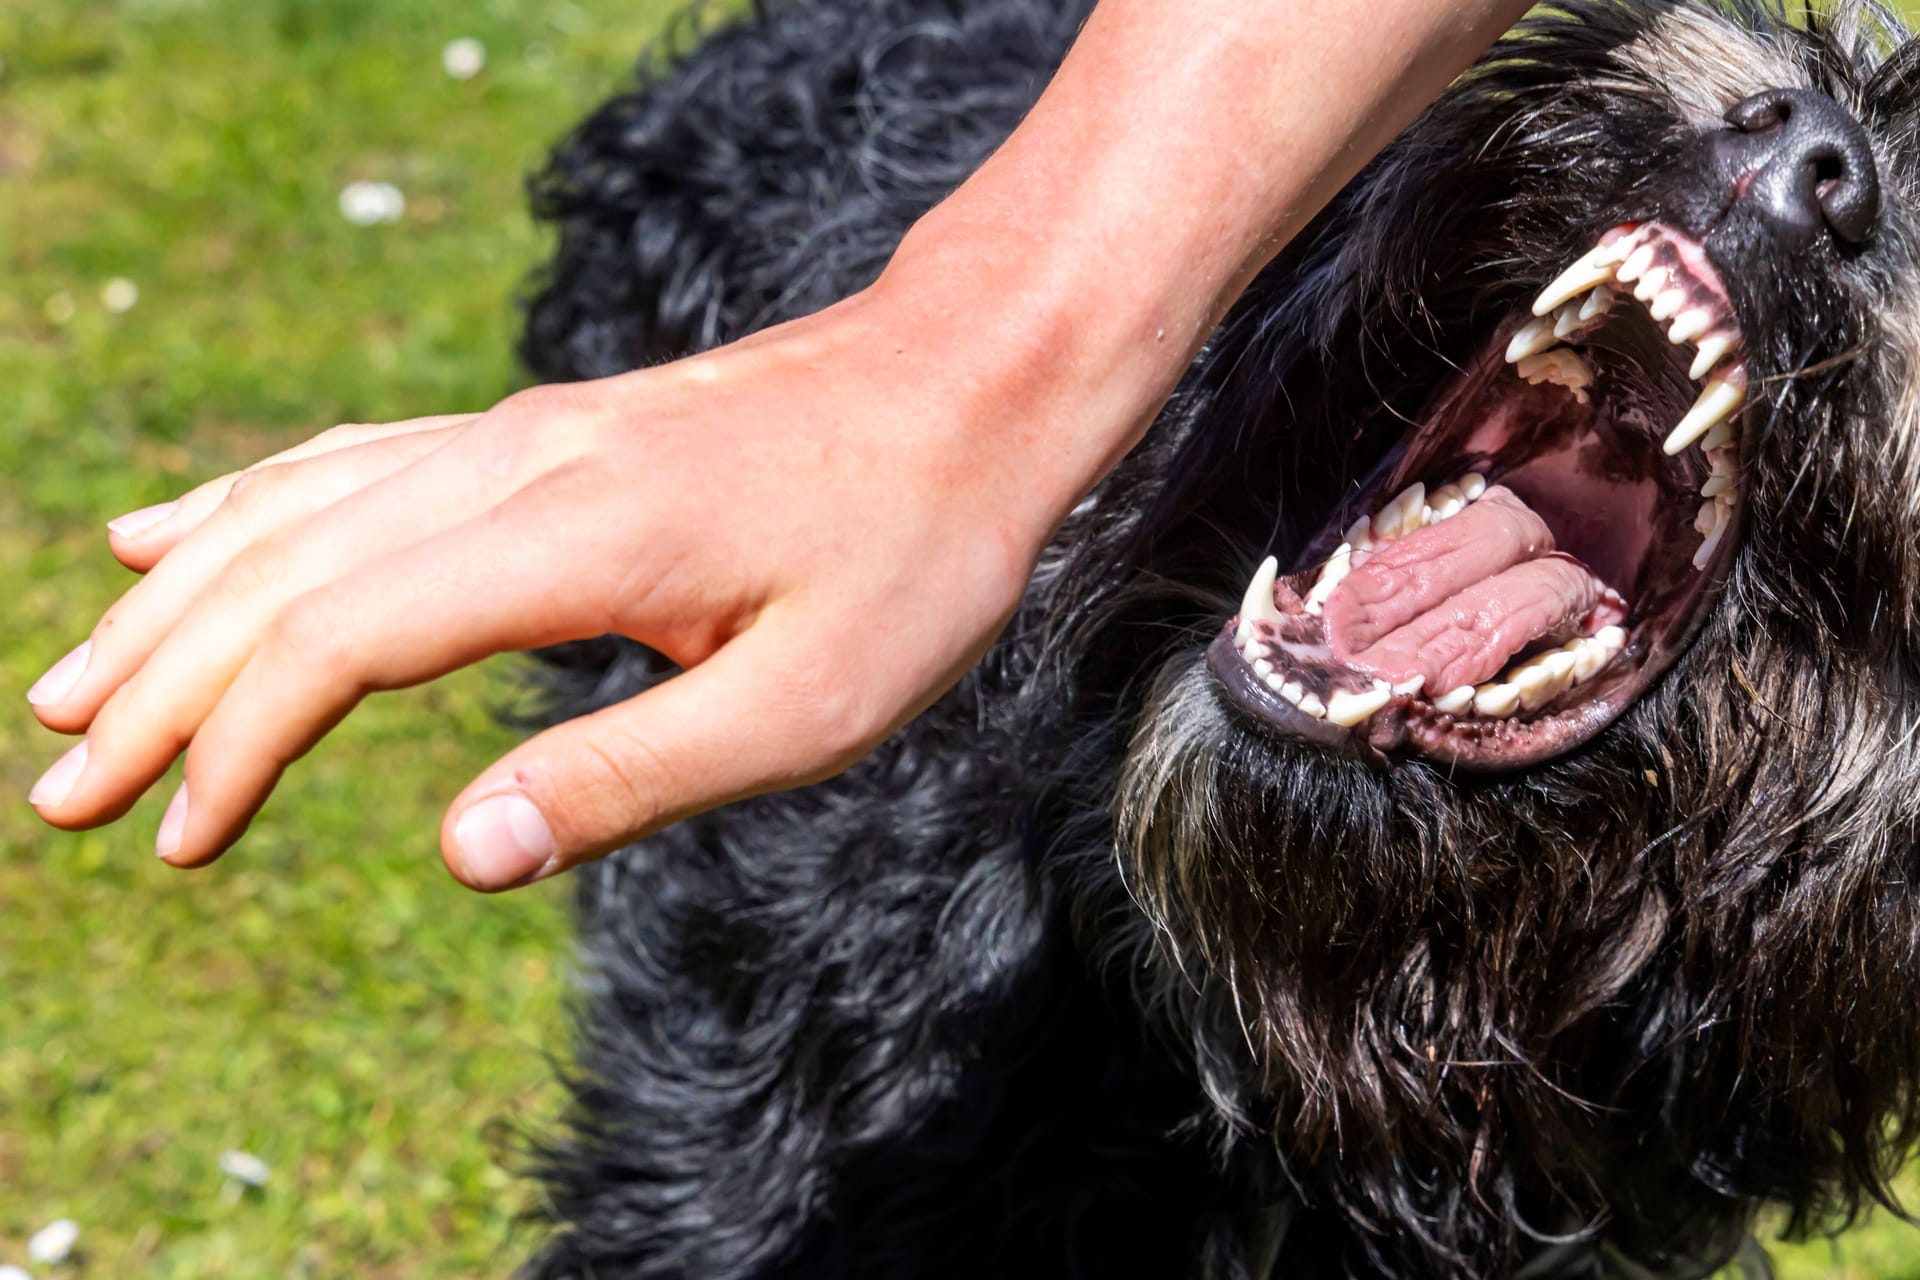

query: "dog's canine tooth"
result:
(1668, 308), (1713, 344)
(1344, 514), (1375, 551)
(1460, 472), (1487, 500)
(1664, 378), (1746, 455)
(1648, 287), (1687, 323)
(1326, 684), (1393, 727)
(1238, 555), (1282, 637)
(1433, 685), (1476, 714)
(1531, 241), (1629, 315)
(1693, 502), (1731, 569)
(1506, 316), (1560, 363)
(1296, 692), (1327, 718)
(1473, 681), (1522, 718)
(1577, 284), (1614, 323)
(1616, 241), (1657, 284)
(1689, 333), (1736, 381)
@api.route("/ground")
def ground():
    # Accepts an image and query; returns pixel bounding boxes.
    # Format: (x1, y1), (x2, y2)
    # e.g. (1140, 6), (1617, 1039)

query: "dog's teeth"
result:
(1700, 474), (1734, 499)
(1689, 333), (1735, 381)
(1516, 349), (1593, 402)
(1279, 680), (1305, 705)
(1326, 684), (1392, 727)
(1694, 499), (1719, 534)
(1373, 482), (1427, 540)
(1433, 685), (1476, 714)
(1513, 648), (1578, 710)
(1344, 514), (1375, 551)
(1663, 378), (1746, 455)
(1578, 284), (1614, 323)
(1266, 673), (1289, 693)
(1241, 639), (1271, 659)
(1391, 676), (1426, 697)
(1667, 308), (1712, 344)
(1616, 242), (1657, 284)
(1648, 287), (1687, 323)
(1460, 472), (1487, 500)
(1252, 658), (1275, 678)
(1506, 316), (1561, 363)
(1533, 242), (1628, 315)
(1473, 681), (1522, 718)
(1296, 692), (1327, 718)
(1699, 419), (1736, 452)
(1693, 502), (1731, 569)
(1427, 483), (1467, 521)
(1632, 266), (1668, 304)
(1304, 544), (1355, 611)
(1239, 555), (1282, 632)
(1569, 635), (1611, 681)
(1553, 302), (1587, 339)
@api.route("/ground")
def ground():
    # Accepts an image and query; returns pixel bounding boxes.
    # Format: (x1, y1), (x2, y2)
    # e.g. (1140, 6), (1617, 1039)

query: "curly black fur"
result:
(515, 3), (1920, 1276)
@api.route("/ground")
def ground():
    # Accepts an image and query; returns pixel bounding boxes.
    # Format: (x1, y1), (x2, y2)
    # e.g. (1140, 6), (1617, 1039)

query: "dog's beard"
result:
(1100, 3), (1920, 1276)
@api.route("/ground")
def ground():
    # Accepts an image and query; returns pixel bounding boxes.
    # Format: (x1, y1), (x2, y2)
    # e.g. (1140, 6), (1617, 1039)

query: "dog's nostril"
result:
(1720, 87), (1880, 247)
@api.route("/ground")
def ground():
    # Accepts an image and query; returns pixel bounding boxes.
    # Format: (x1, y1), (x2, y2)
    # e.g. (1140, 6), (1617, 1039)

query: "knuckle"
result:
(221, 464), (285, 518)
(268, 592), (354, 674)
(788, 664), (885, 761)
(217, 538), (291, 603)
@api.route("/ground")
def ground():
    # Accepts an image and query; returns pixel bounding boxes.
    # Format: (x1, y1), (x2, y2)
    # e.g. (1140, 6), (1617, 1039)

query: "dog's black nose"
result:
(1717, 88), (1879, 247)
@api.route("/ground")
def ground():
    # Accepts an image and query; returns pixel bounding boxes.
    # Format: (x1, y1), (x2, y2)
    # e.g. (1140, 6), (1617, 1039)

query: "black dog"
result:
(514, 2), (1920, 1275)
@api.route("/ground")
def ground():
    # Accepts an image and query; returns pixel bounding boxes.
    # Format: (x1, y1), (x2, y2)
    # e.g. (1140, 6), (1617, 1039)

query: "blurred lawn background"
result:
(4, 1), (1920, 1277)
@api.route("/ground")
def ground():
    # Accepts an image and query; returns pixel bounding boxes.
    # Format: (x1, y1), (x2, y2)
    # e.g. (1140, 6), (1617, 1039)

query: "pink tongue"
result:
(1322, 485), (1611, 691)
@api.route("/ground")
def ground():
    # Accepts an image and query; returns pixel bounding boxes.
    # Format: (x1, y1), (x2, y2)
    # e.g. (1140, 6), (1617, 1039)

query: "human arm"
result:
(26, 0), (1535, 889)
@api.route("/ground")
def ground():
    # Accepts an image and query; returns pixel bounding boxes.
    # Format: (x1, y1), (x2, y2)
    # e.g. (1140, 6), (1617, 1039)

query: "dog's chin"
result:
(1209, 223), (1750, 771)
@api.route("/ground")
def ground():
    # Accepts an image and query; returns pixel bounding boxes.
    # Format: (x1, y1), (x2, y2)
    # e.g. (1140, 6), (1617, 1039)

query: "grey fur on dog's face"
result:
(1109, 2), (1920, 1274)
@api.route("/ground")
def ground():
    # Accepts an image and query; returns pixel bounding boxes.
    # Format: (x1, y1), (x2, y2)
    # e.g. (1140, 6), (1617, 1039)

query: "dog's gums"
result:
(1210, 221), (1748, 769)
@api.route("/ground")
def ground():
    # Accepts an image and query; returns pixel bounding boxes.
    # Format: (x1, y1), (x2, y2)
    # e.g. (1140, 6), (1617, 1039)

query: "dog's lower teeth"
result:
(1326, 683), (1393, 727)
(1577, 284), (1614, 323)
(1433, 685), (1476, 714)
(1474, 682), (1522, 718)
(1694, 505), (1731, 569)
(1297, 692), (1327, 718)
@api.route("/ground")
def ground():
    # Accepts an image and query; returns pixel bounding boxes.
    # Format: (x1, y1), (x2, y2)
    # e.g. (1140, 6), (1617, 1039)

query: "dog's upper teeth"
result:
(1237, 555), (1282, 641)
(1632, 267), (1669, 305)
(1663, 377), (1746, 455)
(1506, 315), (1561, 364)
(1326, 682), (1393, 727)
(1531, 240), (1631, 315)
(1648, 288), (1688, 323)
(1516, 349), (1593, 402)
(1689, 334), (1735, 381)
(1304, 542), (1355, 612)
(1616, 242), (1657, 284)
(1578, 285), (1614, 324)
(1667, 309), (1712, 345)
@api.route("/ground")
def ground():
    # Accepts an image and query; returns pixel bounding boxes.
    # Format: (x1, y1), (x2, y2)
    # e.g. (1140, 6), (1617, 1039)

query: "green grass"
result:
(5, 1), (1920, 1276)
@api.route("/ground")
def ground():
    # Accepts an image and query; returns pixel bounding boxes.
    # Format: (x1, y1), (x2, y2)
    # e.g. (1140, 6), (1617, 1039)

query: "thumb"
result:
(439, 619), (879, 891)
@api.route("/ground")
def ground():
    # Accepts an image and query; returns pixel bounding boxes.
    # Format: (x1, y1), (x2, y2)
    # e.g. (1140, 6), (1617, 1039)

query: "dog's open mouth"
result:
(1209, 223), (1748, 769)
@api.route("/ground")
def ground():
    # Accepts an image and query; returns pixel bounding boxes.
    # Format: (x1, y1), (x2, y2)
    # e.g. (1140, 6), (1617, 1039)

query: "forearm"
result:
(884, 0), (1536, 506)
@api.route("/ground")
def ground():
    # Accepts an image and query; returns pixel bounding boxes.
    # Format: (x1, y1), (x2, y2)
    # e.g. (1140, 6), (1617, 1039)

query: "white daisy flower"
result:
(338, 181), (406, 227)
(28, 1218), (79, 1264)
(442, 37), (487, 81)
(219, 1149), (271, 1187)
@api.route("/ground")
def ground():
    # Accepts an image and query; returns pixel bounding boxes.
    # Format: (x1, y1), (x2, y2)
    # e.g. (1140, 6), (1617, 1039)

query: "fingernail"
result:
(27, 639), (91, 707)
(29, 741), (89, 810)
(156, 784), (189, 861)
(454, 793), (555, 888)
(107, 501), (178, 538)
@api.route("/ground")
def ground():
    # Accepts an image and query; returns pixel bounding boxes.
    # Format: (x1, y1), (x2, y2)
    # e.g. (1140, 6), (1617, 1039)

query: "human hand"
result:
(24, 263), (1158, 891)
